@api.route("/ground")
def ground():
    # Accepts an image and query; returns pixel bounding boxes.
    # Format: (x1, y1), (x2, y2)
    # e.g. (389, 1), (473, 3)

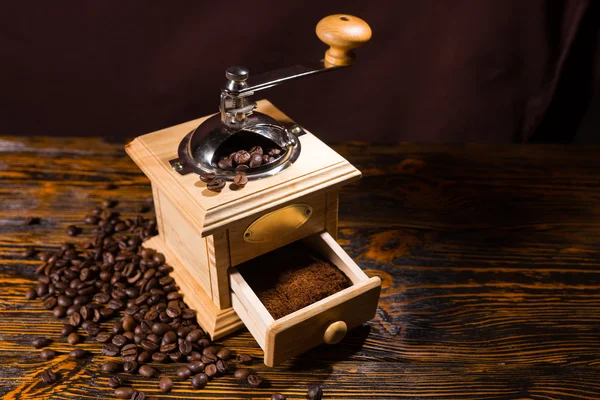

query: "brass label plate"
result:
(243, 204), (313, 243)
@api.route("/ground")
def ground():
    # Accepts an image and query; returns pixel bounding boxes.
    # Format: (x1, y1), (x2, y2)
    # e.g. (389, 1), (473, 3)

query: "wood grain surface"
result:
(1, 136), (600, 399)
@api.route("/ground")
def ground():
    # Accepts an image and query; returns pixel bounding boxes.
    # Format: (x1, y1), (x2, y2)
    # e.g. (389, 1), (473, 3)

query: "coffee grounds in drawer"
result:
(236, 241), (351, 319)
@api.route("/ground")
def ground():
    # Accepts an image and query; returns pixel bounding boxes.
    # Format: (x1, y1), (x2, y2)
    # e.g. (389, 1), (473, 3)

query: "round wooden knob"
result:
(323, 321), (347, 344)
(316, 14), (372, 68)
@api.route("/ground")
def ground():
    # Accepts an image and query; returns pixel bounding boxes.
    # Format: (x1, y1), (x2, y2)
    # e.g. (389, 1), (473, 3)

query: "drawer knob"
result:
(323, 321), (347, 344)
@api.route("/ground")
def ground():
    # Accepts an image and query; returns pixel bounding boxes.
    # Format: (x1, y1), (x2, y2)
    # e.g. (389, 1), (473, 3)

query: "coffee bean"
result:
(40, 368), (57, 384)
(122, 315), (136, 332)
(216, 348), (231, 361)
(69, 348), (87, 359)
(43, 297), (57, 310)
(162, 331), (177, 345)
(53, 305), (67, 318)
(166, 305), (180, 318)
(123, 360), (138, 373)
(84, 215), (99, 224)
(141, 339), (159, 353)
(234, 368), (251, 381)
(101, 361), (120, 373)
(272, 394), (287, 400)
(179, 340), (192, 355)
(61, 324), (76, 337)
(177, 366), (192, 380)
(151, 322), (170, 336)
(57, 295), (72, 307)
(188, 360), (205, 373)
(233, 172), (248, 187)
(108, 376), (122, 388)
(24, 288), (37, 300)
(32, 337), (51, 349)
(263, 154), (270, 163)
(268, 148), (282, 156)
(112, 334), (128, 347)
(207, 179), (225, 192)
(234, 150), (251, 165)
(138, 365), (155, 377)
(247, 374), (262, 387)
(40, 348), (56, 361)
(159, 376), (173, 393)
(249, 153), (263, 168)
(66, 225), (80, 236)
(137, 351), (152, 364)
(202, 346), (218, 356)
(114, 386), (134, 399)
(249, 146), (263, 156)
(67, 333), (81, 345)
(217, 158), (233, 170)
(205, 363), (218, 378)
(102, 343), (120, 356)
(24, 216), (40, 226)
(151, 352), (168, 363)
(160, 343), (177, 353)
(23, 246), (36, 258)
(201, 354), (217, 364)
(84, 322), (100, 336)
(307, 384), (323, 400)
(191, 373), (209, 389)
(199, 173), (216, 183)
(95, 332), (113, 343)
(185, 328), (204, 343)
(216, 359), (228, 375)
(69, 312), (82, 327)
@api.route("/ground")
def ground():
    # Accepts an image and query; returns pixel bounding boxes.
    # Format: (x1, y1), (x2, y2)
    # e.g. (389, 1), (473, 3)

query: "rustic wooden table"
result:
(1, 136), (599, 399)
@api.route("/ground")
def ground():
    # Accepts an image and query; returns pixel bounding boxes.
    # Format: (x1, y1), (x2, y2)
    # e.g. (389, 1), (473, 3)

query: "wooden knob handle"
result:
(323, 320), (347, 344)
(316, 14), (372, 68)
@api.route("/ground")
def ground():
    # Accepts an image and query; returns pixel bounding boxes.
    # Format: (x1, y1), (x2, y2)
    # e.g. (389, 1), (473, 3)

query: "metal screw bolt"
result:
(172, 162), (183, 171)
(290, 125), (302, 134)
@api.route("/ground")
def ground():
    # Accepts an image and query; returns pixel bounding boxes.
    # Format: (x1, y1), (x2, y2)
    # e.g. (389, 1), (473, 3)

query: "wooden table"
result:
(1, 136), (600, 399)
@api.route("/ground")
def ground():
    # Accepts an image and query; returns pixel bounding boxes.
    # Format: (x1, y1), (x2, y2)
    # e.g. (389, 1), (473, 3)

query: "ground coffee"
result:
(237, 241), (351, 319)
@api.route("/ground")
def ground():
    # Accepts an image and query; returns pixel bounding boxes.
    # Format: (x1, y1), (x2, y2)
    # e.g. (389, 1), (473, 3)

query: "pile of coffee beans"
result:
(216, 146), (282, 172)
(23, 198), (325, 399)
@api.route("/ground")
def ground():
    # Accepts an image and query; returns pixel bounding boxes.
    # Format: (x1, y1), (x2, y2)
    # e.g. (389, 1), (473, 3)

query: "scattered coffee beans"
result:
(69, 348), (87, 359)
(234, 368), (251, 381)
(101, 361), (120, 373)
(236, 354), (253, 364)
(32, 337), (51, 349)
(24, 287), (37, 300)
(40, 348), (56, 361)
(67, 332), (81, 345)
(247, 374), (262, 387)
(199, 173), (216, 183)
(233, 172), (248, 187)
(191, 373), (209, 389)
(114, 386), (134, 399)
(177, 366), (192, 380)
(40, 368), (57, 384)
(108, 376), (122, 389)
(138, 365), (155, 377)
(207, 178), (226, 192)
(307, 384), (323, 400)
(159, 376), (173, 393)
(272, 394), (287, 400)
(23, 246), (36, 258)
(23, 216), (40, 225)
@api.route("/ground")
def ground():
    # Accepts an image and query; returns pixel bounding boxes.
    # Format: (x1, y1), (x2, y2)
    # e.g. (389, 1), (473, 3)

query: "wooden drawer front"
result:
(229, 231), (381, 366)
(227, 193), (328, 266)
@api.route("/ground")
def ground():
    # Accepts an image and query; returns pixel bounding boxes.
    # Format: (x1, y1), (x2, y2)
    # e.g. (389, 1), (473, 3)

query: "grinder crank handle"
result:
(235, 14), (372, 95)
(316, 14), (372, 68)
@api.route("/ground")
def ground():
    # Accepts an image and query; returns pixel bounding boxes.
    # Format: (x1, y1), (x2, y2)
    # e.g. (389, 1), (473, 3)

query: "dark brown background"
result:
(1, 1), (599, 143)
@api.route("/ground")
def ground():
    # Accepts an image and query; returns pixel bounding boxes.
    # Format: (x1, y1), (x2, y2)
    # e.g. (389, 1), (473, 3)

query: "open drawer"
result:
(229, 230), (381, 366)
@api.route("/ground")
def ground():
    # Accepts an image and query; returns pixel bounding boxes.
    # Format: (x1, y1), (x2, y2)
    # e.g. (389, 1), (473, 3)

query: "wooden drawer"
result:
(229, 231), (381, 366)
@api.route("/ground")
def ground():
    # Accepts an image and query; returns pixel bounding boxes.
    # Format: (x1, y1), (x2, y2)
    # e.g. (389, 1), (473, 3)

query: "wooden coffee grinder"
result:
(125, 14), (381, 366)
